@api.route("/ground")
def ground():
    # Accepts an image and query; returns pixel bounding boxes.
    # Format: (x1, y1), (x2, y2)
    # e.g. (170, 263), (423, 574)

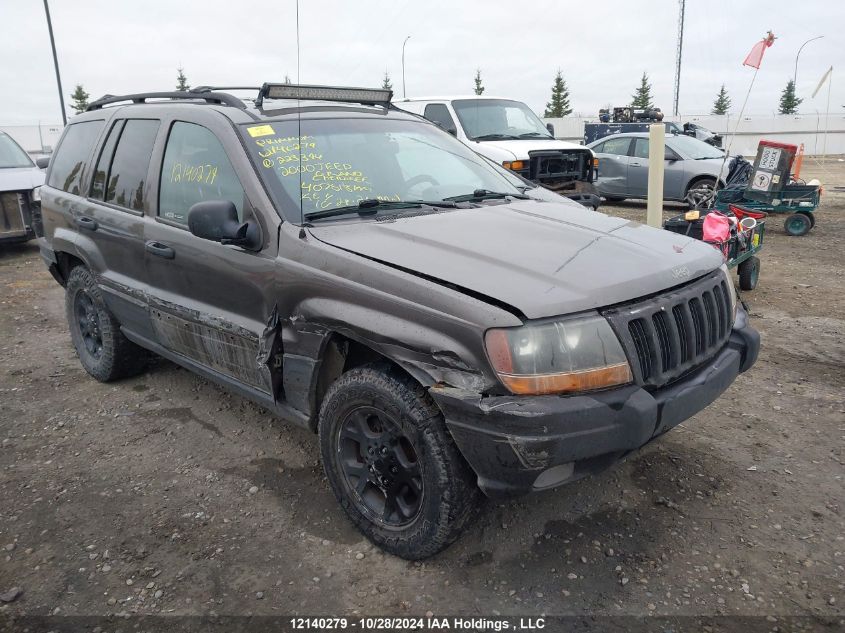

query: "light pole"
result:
(794, 35), (823, 87)
(401, 35), (411, 98)
(43, 0), (67, 126)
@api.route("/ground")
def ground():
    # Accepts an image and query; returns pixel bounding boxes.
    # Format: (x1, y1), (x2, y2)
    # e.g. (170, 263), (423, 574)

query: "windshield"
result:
(240, 117), (522, 222)
(451, 99), (552, 141)
(668, 134), (724, 160)
(0, 134), (34, 168)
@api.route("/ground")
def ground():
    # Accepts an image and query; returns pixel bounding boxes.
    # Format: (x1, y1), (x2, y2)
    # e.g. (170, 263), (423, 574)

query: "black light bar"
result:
(256, 83), (392, 108)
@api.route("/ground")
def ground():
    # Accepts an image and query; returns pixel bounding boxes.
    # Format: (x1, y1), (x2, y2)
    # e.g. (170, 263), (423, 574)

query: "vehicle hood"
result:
(471, 139), (592, 162)
(0, 167), (45, 192)
(308, 201), (724, 320)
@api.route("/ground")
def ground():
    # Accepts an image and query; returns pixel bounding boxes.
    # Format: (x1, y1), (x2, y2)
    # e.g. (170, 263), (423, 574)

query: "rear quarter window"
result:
(47, 121), (105, 195)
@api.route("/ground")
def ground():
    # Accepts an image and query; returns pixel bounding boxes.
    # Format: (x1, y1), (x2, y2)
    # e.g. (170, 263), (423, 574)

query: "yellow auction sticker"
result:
(247, 125), (275, 138)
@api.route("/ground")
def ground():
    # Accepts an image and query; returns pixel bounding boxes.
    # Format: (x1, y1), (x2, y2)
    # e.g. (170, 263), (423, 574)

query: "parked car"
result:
(398, 96), (600, 209)
(38, 84), (759, 559)
(0, 131), (46, 244)
(587, 132), (728, 208)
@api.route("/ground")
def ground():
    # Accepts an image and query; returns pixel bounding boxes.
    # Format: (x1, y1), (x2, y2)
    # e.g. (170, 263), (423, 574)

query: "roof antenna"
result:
(296, 0), (305, 233)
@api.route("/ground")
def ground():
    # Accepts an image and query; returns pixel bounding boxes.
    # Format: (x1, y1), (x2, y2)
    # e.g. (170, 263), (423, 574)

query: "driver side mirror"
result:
(36, 156), (50, 169)
(546, 123), (555, 136)
(665, 150), (681, 162)
(187, 200), (260, 250)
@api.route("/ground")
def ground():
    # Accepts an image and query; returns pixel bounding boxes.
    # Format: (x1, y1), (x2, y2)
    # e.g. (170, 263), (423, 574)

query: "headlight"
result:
(720, 264), (737, 321)
(484, 313), (632, 396)
(31, 187), (41, 202)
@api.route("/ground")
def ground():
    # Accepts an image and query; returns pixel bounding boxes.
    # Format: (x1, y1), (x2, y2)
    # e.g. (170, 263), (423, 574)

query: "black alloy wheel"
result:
(74, 290), (104, 360)
(336, 405), (423, 527)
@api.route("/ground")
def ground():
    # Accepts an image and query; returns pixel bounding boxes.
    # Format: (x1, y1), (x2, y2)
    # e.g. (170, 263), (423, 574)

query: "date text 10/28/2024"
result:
(290, 617), (546, 631)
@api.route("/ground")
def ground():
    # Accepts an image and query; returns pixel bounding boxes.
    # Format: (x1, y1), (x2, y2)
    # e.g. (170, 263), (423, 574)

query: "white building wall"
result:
(542, 113), (845, 156)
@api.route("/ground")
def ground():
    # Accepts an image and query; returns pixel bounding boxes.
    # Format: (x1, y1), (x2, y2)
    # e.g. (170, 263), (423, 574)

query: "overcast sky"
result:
(1, 0), (843, 125)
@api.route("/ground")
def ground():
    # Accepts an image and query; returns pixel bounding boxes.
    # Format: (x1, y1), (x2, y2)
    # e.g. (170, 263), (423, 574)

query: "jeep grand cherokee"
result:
(38, 84), (759, 559)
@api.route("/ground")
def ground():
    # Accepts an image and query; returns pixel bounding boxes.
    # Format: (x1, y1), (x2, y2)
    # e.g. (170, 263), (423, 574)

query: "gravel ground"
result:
(0, 161), (843, 625)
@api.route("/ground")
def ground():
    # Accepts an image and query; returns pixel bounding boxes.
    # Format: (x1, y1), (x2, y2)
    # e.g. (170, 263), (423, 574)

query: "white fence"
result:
(0, 124), (64, 155)
(542, 112), (845, 156)
(5, 113), (845, 158)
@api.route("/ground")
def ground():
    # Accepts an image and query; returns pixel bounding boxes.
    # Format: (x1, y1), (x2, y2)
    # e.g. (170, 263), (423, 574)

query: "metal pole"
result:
(793, 35), (823, 87)
(672, 0), (685, 117)
(646, 123), (665, 228)
(43, 0), (67, 126)
(401, 36), (410, 98)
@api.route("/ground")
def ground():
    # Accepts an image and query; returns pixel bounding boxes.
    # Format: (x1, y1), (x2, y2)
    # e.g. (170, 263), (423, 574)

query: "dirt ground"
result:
(0, 161), (843, 626)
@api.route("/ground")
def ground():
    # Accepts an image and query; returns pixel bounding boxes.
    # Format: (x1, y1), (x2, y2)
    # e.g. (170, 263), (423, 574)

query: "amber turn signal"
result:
(497, 363), (633, 395)
(502, 160), (525, 171)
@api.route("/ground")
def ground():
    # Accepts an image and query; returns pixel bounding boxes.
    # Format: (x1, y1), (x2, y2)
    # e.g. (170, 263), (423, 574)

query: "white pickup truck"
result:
(398, 96), (600, 209)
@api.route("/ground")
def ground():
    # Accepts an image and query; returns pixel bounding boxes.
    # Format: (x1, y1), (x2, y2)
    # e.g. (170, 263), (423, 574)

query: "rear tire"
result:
(318, 364), (481, 559)
(784, 213), (811, 236)
(738, 256), (760, 291)
(65, 266), (146, 382)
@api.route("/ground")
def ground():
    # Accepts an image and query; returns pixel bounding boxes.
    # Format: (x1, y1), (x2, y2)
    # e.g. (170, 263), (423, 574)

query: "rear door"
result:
(627, 137), (687, 199)
(593, 136), (632, 196)
(143, 111), (281, 396)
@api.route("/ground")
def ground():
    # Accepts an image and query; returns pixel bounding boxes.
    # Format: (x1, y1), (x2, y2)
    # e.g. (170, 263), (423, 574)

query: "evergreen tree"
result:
(176, 67), (190, 91)
(778, 79), (802, 114)
(473, 69), (484, 96)
(630, 72), (654, 109)
(381, 71), (393, 91)
(711, 84), (731, 115)
(69, 84), (89, 115)
(543, 69), (572, 117)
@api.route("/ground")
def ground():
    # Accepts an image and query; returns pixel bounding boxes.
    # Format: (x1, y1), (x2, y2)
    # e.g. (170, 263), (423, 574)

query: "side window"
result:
(632, 138), (649, 159)
(90, 120), (124, 201)
(47, 120), (104, 195)
(103, 120), (160, 211)
(601, 137), (632, 156)
(423, 104), (456, 133)
(159, 122), (245, 226)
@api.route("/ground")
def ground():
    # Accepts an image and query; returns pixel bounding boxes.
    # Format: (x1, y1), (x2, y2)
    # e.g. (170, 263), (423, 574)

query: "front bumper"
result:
(430, 309), (759, 499)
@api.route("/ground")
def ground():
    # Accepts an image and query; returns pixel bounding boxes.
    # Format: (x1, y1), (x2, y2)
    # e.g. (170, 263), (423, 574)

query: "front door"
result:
(143, 115), (281, 397)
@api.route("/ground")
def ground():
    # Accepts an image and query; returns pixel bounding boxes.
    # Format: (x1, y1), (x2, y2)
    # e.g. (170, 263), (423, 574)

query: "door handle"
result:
(145, 240), (175, 259)
(74, 216), (98, 231)
(630, 162), (643, 167)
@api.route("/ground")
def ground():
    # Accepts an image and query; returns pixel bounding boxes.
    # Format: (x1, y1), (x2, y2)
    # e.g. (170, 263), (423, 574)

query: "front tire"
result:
(784, 213), (812, 236)
(685, 177), (717, 210)
(65, 266), (146, 382)
(738, 256), (760, 291)
(318, 365), (480, 559)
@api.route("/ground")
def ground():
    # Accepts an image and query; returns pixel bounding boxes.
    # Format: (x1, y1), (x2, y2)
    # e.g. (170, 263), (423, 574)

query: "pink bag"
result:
(702, 211), (731, 243)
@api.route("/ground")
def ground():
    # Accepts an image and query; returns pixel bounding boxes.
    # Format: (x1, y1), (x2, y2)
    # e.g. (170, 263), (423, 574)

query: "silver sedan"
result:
(587, 132), (728, 208)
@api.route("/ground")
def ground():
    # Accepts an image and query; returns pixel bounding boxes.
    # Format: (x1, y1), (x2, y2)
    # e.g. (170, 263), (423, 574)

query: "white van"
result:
(398, 96), (599, 209)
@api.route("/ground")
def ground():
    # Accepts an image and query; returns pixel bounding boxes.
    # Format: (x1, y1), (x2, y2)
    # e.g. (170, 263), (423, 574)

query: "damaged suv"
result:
(39, 84), (759, 559)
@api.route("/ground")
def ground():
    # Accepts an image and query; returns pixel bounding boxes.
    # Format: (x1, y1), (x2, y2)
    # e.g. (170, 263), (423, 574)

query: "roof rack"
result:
(86, 90), (246, 111)
(255, 83), (392, 108)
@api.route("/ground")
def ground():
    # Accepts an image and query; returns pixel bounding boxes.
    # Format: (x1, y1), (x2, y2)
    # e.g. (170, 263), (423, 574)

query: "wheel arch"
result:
(307, 332), (440, 433)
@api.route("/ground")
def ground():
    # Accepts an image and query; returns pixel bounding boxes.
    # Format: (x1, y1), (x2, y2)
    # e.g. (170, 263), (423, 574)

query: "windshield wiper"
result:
(473, 133), (520, 141)
(443, 189), (530, 202)
(304, 198), (456, 221)
(518, 132), (552, 139)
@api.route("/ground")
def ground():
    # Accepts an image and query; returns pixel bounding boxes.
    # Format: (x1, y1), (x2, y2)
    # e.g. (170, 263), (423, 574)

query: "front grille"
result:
(602, 270), (734, 389)
(1, 192), (27, 237)
(528, 150), (588, 183)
